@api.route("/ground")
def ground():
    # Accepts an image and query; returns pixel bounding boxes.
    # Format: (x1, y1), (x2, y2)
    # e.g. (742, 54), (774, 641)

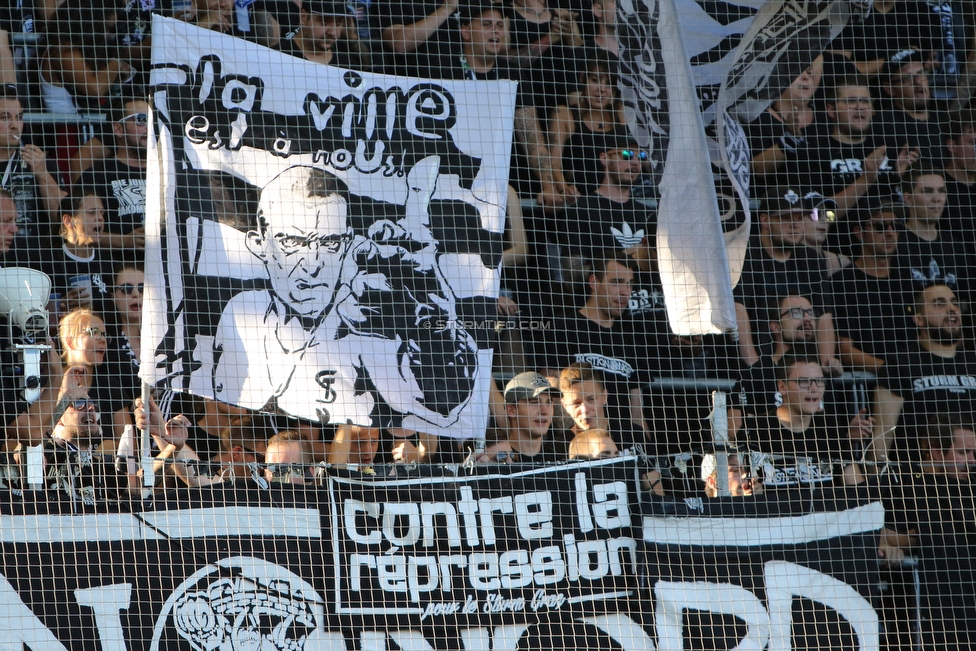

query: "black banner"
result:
(641, 487), (884, 651)
(0, 460), (883, 650)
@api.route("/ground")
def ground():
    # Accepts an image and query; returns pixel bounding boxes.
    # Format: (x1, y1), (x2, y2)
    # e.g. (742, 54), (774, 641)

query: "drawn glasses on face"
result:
(267, 463), (313, 480)
(273, 232), (351, 256)
(790, 377), (826, 389)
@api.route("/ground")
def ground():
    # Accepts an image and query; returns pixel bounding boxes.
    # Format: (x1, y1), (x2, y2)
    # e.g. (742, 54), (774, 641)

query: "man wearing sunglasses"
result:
(35, 390), (133, 504)
(830, 201), (909, 374)
(561, 134), (650, 267)
(77, 95), (148, 256)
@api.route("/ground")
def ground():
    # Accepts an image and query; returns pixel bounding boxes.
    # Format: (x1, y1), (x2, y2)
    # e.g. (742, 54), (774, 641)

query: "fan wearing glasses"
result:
(102, 263), (145, 435)
(738, 293), (839, 417)
(734, 185), (840, 371)
(58, 308), (134, 443)
(561, 134), (649, 267)
(744, 355), (871, 490)
(794, 74), (916, 228)
(24, 389), (138, 504)
(76, 95), (149, 255)
(829, 201), (907, 374)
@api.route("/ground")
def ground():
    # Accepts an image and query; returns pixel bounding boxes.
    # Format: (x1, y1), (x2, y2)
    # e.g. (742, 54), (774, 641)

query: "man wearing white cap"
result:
(484, 371), (562, 463)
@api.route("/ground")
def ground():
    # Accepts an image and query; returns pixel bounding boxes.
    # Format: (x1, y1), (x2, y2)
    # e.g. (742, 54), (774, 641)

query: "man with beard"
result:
(872, 283), (976, 464)
(561, 135), (651, 272)
(733, 185), (837, 370)
(738, 293), (834, 416)
(882, 415), (976, 650)
(78, 96), (149, 259)
(875, 49), (946, 166)
(40, 393), (129, 506)
(276, 0), (367, 70)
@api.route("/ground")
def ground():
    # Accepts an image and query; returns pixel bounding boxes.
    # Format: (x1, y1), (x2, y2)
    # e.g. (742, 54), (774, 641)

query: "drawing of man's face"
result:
(249, 167), (352, 317)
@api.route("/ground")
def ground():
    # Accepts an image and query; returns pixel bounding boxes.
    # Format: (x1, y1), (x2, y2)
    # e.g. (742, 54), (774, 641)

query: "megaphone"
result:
(0, 267), (53, 403)
(0, 267), (51, 336)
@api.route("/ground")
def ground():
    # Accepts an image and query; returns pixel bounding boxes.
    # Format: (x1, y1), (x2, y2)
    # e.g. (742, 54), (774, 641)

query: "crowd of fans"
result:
(0, 0), (973, 647)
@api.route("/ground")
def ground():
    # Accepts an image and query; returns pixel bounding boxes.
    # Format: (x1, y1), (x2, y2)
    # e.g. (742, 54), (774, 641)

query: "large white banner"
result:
(142, 16), (515, 438)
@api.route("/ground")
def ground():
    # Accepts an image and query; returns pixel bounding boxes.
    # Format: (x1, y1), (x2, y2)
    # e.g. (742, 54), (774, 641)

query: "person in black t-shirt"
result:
(42, 185), (111, 313)
(733, 184), (837, 369)
(747, 57), (823, 189)
(830, 0), (940, 77)
(78, 96), (148, 258)
(941, 109), (976, 253)
(560, 133), (652, 269)
(437, 3), (516, 81)
(894, 167), (967, 297)
(58, 308), (134, 443)
(36, 395), (131, 507)
(0, 89), (65, 263)
(882, 415), (976, 651)
(532, 249), (649, 433)
(549, 53), (626, 200)
(745, 356), (871, 489)
(876, 49), (946, 166)
(831, 201), (911, 373)
(373, 0), (461, 77)
(738, 293), (835, 416)
(102, 263), (144, 434)
(794, 74), (914, 226)
(874, 283), (976, 462)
